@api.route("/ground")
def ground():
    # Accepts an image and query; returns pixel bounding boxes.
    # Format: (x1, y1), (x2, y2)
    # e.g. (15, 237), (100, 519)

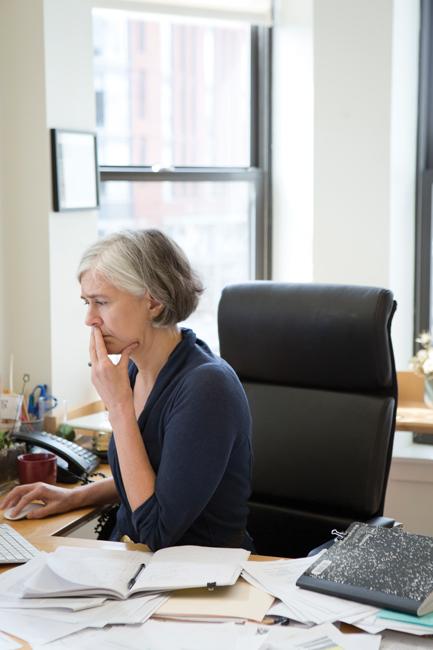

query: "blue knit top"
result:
(108, 328), (253, 551)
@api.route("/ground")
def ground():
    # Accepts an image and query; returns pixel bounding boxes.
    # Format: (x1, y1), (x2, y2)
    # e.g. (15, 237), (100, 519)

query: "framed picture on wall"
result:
(51, 129), (99, 211)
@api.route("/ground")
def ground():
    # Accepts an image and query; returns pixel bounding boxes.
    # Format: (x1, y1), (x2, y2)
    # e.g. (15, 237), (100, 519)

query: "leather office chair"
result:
(218, 282), (397, 558)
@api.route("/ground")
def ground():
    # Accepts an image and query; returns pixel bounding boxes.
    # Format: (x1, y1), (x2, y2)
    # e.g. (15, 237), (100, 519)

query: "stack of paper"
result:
(241, 557), (377, 625)
(0, 594), (167, 646)
(29, 619), (382, 650)
(242, 556), (433, 638)
(0, 544), (251, 647)
(0, 551), (167, 646)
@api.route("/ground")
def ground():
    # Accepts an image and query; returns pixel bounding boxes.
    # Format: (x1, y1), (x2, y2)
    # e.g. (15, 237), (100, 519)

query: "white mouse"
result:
(3, 502), (44, 520)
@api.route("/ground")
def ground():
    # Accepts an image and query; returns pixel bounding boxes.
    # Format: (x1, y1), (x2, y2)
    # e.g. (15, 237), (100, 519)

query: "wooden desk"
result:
(396, 405), (433, 433)
(396, 371), (433, 434)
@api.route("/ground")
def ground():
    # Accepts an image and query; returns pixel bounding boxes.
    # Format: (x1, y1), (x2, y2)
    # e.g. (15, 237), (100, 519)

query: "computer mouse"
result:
(3, 502), (44, 520)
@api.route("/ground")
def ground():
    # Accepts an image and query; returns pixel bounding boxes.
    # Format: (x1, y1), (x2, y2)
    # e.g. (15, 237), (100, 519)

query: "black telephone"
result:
(12, 430), (100, 483)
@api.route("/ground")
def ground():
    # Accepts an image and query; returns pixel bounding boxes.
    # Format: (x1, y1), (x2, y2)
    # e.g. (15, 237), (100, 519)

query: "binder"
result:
(296, 522), (433, 616)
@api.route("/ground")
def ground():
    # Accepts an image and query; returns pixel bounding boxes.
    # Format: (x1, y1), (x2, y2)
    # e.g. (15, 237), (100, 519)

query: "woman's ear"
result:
(148, 295), (164, 320)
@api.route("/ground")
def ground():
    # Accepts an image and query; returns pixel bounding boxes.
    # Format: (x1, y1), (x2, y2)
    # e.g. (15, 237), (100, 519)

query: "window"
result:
(92, 8), (271, 349)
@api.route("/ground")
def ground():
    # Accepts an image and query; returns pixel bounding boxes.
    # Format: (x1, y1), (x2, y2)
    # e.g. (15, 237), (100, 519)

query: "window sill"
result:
(390, 431), (433, 483)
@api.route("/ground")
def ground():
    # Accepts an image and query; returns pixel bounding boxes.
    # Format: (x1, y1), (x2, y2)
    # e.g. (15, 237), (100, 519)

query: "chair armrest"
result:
(366, 515), (398, 528)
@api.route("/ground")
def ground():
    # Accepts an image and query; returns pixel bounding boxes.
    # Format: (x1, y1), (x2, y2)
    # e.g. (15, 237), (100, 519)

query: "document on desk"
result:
(154, 577), (273, 622)
(241, 557), (377, 625)
(20, 545), (249, 599)
(32, 620), (262, 650)
(0, 593), (168, 647)
(0, 596), (107, 611)
(31, 620), (381, 650)
(0, 632), (21, 650)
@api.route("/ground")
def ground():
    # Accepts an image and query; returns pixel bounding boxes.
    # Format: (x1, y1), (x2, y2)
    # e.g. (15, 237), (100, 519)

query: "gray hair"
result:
(77, 229), (204, 327)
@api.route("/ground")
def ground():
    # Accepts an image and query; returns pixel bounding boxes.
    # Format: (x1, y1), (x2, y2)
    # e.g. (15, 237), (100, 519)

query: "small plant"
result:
(0, 429), (13, 452)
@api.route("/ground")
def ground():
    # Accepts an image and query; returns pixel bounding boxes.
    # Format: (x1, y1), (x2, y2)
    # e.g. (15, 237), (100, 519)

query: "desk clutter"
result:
(0, 525), (432, 648)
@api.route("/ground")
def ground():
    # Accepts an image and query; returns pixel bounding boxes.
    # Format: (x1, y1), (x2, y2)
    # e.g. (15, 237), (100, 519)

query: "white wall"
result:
(44, 0), (99, 407)
(0, 71), (5, 389)
(314, 0), (393, 289)
(272, 0), (313, 283)
(0, 0), (52, 394)
(0, 0), (98, 407)
(273, 0), (418, 372)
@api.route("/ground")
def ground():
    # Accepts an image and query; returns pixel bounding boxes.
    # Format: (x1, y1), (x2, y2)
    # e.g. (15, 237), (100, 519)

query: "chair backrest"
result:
(218, 282), (397, 557)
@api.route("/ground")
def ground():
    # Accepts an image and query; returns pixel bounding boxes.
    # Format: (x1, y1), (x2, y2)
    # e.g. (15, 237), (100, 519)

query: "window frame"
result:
(415, 0), (433, 340)
(98, 24), (272, 281)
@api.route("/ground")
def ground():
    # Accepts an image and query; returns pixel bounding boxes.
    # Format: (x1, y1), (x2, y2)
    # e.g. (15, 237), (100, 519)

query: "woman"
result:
(1, 230), (253, 551)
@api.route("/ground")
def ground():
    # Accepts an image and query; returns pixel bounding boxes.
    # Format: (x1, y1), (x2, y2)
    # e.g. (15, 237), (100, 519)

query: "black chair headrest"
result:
(218, 282), (396, 392)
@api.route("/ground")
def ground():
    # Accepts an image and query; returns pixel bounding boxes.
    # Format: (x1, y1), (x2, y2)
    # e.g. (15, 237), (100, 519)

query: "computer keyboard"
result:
(0, 524), (41, 563)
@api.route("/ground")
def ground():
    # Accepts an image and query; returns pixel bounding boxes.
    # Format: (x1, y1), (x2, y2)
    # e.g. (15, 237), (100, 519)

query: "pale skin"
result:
(0, 270), (182, 520)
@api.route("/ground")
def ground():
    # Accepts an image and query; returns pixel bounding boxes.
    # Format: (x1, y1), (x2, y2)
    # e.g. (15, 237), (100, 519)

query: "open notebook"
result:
(19, 546), (250, 600)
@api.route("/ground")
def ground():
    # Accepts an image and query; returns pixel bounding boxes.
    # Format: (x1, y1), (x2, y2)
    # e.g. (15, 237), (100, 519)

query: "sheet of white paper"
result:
(134, 561), (241, 590)
(0, 597), (107, 611)
(380, 629), (433, 648)
(340, 612), (387, 634)
(1, 593), (166, 626)
(23, 546), (153, 597)
(0, 632), (21, 650)
(0, 593), (167, 647)
(255, 622), (381, 650)
(35, 620), (260, 650)
(0, 610), (86, 646)
(132, 546), (250, 591)
(151, 545), (250, 565)
(375, 620), (433, 636)
(0, 554), (47, 596)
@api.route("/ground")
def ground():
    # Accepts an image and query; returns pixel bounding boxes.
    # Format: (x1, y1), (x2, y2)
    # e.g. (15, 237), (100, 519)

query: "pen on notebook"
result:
(127, 563), (146, 590)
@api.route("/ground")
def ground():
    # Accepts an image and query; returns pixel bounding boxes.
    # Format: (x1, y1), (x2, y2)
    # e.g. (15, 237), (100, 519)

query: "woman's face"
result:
(80, 270), (154, 355)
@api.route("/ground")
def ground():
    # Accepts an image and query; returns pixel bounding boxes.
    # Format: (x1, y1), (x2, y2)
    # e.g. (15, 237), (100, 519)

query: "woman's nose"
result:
(85, 306), (102, 327)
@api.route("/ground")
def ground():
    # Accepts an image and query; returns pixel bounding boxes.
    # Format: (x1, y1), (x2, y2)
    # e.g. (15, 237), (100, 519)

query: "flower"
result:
(416, 331), (432, 348)
(410, 331), (433, 378)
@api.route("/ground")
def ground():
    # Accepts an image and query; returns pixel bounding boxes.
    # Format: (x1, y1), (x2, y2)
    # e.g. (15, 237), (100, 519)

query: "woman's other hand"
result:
(0, 482), (79, 519)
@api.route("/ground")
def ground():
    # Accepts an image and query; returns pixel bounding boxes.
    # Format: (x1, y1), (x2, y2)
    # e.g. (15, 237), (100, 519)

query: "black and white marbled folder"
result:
(296, 521), (433, 616)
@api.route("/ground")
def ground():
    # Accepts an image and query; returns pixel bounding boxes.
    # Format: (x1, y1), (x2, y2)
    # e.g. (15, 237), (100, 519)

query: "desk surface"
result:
(396, 404), (433, 433)
(395, 371), (433, 434)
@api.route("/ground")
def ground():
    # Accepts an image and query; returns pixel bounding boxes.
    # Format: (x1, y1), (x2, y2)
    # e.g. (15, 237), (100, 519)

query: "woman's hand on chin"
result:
(89, 326), (138, 411)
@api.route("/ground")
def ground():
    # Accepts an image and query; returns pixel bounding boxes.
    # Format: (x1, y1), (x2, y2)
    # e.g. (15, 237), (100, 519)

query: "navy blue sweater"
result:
(108, 329), (253, 551)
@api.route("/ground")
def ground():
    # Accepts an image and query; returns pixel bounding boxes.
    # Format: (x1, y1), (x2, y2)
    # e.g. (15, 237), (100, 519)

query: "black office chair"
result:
(218, 282), (397, 558)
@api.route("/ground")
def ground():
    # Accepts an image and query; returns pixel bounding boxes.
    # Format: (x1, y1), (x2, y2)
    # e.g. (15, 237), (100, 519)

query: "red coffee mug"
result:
(17, 452), (57, 485)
